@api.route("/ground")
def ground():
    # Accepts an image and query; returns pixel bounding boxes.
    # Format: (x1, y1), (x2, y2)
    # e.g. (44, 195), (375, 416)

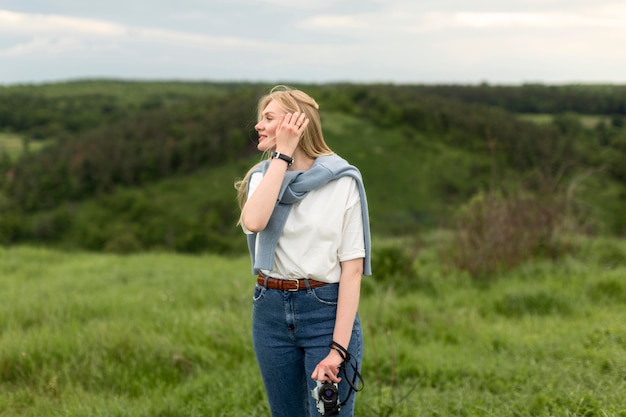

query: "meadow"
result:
(1, 81), (625, 416)
(0, 132), (53, 161)
(1, 235), (625, 417)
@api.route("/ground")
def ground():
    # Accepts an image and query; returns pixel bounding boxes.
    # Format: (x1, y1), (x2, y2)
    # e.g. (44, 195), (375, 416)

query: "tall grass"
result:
(1, 238), (625, 416)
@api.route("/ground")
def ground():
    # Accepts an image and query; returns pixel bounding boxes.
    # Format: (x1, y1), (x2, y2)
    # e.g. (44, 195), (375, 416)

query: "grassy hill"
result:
(1, 81), (625, 259)
(1, 80), (625, 416)
(10, 109), (490, 252)
(1, 237), (624, 416)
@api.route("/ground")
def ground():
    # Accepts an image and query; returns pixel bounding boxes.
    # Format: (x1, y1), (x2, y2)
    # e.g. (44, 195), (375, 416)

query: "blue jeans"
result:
(252, 281), (363, 417)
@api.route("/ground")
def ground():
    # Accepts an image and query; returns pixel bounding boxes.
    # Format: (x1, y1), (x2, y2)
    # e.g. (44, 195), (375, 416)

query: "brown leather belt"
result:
(257, 272), (327, 291)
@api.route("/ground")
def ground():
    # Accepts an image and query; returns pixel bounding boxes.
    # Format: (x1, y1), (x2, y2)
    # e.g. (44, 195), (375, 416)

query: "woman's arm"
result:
(241, 112), (309, 232)
(240, 157), (290, 232)
(311, 257), (363, 383)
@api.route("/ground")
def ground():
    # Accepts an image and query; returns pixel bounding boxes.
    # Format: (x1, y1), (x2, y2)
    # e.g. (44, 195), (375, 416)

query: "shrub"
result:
(0, 209), (23, 244)
(444, 191), (568, 279)
(371, 245), (415, 289)
(103, 231), (143, 254)
(29, 209), (72, 242)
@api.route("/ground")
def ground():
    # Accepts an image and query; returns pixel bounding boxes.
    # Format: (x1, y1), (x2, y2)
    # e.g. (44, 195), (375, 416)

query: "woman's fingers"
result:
(276, 112), (308, 154)
(282, 112), (308, 130)
(298, 116), (309, 131)
(295, 112), (307, 127)
(312, 367), (341, 383)
(311, 351), (344, 383)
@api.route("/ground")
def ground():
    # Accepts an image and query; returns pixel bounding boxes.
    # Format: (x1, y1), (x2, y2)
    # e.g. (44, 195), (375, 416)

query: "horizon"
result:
(2, 76), (625, 88)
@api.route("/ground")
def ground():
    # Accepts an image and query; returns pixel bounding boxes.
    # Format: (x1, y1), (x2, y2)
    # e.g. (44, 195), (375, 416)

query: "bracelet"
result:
(271, 151), (294, 167)
(330, 341), (350, 362)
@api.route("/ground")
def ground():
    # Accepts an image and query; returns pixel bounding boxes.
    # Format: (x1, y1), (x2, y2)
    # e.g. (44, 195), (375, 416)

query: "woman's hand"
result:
(311, 348), (344, 384)
(311, 259), (363, 384)
(275, 112), (309, 156)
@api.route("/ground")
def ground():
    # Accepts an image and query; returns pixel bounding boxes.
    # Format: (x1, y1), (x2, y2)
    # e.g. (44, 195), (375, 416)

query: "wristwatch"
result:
(271, 151), (294, 167)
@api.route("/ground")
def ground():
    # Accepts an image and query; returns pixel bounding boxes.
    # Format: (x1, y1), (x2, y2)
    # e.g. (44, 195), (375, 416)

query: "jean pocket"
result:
(309, 284), (339, 305)
(252, 285), (266, 302)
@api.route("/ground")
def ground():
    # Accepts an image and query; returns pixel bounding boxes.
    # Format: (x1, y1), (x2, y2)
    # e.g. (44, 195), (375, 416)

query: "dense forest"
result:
(1, 80), (625, 265)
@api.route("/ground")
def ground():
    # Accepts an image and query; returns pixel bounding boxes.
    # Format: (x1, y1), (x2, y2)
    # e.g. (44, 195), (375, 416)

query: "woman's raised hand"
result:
(275, 112), (309, 155)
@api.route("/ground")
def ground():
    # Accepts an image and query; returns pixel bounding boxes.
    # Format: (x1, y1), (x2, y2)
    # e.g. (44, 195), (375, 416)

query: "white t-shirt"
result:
(245, 172), (365, 283)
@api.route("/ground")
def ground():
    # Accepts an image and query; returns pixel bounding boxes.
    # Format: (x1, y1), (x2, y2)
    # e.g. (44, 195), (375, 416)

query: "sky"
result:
(1, 0), (626, 86)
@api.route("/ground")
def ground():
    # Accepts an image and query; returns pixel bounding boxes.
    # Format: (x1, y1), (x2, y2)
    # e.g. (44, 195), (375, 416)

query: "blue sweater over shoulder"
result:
(246, 154), (372, 276)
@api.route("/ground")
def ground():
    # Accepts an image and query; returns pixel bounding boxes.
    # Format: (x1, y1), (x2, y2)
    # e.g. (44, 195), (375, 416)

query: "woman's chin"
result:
(257, 142), (274, 153)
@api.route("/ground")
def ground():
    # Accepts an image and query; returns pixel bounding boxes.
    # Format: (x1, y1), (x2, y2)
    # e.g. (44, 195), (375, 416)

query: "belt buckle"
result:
(286, 278), (300, 291)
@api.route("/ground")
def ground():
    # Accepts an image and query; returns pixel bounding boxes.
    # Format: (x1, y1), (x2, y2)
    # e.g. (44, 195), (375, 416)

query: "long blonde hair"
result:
(234, 85), (333, 210)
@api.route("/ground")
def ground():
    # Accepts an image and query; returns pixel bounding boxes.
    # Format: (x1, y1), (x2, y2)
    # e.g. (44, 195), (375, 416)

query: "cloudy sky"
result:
(1, 0), (625, 85)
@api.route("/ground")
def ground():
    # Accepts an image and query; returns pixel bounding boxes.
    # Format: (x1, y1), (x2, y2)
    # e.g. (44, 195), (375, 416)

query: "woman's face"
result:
(255, 99), (285, 152)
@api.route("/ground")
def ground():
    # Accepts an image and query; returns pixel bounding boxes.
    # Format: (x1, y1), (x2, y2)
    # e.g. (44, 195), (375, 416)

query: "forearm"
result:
(332, 258), (363, 349)
(241, 158), (289, 232)
(310, 258), (363, 383)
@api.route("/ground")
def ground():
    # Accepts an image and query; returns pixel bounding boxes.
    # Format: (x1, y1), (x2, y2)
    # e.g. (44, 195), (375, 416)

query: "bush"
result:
(103, 231), (144, 254)
(371, 245), (416, 289)
(444, 191), (569, 279)
(29, 209), (73, 242)
(0, 209), (23, 244)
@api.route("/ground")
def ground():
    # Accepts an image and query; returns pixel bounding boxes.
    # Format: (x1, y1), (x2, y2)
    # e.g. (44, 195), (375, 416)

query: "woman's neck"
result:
(288, 148), (315, 171)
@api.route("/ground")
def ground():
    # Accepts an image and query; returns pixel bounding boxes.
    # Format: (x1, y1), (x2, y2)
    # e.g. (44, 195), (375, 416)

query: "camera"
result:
(311, 380), (340, 416)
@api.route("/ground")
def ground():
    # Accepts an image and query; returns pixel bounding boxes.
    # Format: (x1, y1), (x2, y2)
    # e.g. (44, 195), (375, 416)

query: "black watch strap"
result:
(271, 152), (294, 167)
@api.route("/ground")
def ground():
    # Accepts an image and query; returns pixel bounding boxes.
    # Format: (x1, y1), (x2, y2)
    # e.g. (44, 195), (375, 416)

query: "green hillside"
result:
(2, 81), (625, 417)
(5, 111), (488, 253)
(1, 81), (625, 264)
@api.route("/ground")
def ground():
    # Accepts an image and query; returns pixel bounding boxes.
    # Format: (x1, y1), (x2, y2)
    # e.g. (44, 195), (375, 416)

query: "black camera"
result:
(311, 380), (340, 416)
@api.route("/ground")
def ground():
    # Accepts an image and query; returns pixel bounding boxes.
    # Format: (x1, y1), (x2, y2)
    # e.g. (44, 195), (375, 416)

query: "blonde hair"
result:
(234, 85), (333, 211)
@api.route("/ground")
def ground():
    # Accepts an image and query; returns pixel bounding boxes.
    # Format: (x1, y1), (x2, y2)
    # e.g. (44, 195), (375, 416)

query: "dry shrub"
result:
(446, 190), (569, 279)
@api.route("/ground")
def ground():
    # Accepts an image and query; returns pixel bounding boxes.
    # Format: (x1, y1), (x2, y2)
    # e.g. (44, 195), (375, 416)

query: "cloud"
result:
(451, 11), (626, 29)
(0, 37), (83, 57)
(300, 15), (367, 30)
(0, 9), (271, 57)
(253, 0), (360, 9)
(1, 2), (626, 85)
(298, 5), (626, 37)
(0, 9), (126, 36)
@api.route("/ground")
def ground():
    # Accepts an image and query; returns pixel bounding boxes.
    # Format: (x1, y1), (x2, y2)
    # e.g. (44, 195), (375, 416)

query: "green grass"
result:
(1, 236), (625, 416)
(0, 132), (54, 161)
(0, 133), (26, 161)
(0, 80), (239, 103)
(517, 113), (611, 128)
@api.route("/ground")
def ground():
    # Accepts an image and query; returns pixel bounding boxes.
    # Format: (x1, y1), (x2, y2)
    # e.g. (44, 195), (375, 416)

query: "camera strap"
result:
(330, 341), (364, 407)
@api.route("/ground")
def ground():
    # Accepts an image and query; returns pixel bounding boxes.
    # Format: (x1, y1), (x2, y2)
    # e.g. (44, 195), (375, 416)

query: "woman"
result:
(235, 85), (371, 416)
